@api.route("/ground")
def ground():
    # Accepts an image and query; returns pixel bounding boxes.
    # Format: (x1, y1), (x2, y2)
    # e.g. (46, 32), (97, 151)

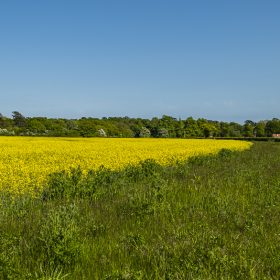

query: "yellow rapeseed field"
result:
(0, 137), (252, 195)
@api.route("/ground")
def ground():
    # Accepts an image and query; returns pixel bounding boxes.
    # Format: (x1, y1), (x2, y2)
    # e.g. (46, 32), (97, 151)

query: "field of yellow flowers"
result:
(0, 137), (252, 195)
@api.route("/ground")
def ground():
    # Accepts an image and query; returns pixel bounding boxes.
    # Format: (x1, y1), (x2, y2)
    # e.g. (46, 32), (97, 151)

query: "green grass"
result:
(1, 142), (280, 279)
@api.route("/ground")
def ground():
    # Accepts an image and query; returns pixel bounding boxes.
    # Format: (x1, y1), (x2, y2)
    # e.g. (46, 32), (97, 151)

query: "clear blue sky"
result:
(0, 0), (279, 122)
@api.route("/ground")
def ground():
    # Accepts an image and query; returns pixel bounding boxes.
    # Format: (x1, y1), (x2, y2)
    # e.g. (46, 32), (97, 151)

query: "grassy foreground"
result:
(1, 142), (280, 279)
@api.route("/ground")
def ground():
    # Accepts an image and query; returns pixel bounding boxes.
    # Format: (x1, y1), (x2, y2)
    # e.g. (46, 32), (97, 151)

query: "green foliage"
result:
(139, 127), (151, 138)
(157, 128), (169, 138)
(27, 119), (47, 133)
(265, 118), (280, 136)
(0, 128), (15, 135)
(255, 121), (266, 137)
(2, 111), (280, 138)
(0, 232), (21, 279)
(43, 160), (165, 201)
(38, 204), (80, 269)
(12, 111), (26, 128)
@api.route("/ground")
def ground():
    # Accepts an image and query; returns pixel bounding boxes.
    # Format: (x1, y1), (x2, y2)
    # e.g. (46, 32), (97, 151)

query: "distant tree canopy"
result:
(0, 112), (279, 138)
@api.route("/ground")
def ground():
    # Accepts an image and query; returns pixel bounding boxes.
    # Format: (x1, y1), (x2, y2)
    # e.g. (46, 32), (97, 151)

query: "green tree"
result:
(243, 120), (255, 137)
(184, 117), (202, 137)
(158, 128), (169, 138)
(228, 122), (242, 137)
(27, 119), (46, 133)
(0, 114), (12, 128)
(265, 118), (280, 136)
(219, 122), (230, 137)
(255, 121), (266, 137)
(159, 115), (177, 137)
(12, 111), (26, 128)
(139, 127), (151, 138)
(78, 118), (97, 137)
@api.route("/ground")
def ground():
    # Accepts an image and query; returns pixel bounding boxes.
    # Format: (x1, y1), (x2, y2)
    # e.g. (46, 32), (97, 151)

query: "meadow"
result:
(0, 139), (279, 279)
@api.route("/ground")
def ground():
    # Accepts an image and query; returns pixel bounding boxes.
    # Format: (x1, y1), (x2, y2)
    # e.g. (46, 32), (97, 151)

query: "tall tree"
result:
(243, 120), (255, 137)
(265, 118), (280, 136)
(12, 111), (26, 128)
(255, 121), (266, 137)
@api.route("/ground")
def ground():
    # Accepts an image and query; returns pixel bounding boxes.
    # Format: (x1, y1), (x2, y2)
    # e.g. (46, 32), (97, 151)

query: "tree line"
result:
(0, 111), (279, 138)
